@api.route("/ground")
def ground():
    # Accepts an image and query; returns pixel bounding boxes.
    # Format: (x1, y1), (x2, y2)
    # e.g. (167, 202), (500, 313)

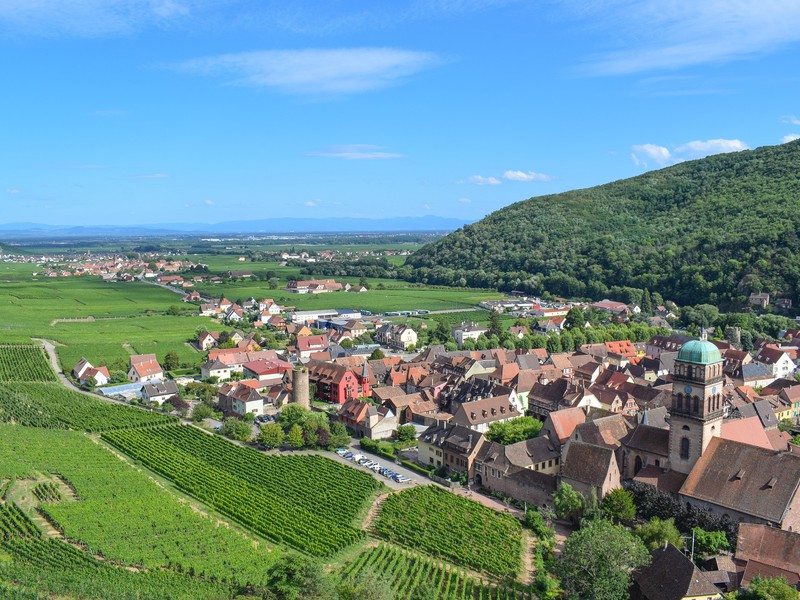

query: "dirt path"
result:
(361, 493), (389, 533)
(520, 529), (537, 585)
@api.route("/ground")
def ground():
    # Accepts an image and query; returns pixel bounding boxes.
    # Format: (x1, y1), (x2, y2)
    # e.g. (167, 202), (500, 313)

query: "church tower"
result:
(668, 338), (725, 474)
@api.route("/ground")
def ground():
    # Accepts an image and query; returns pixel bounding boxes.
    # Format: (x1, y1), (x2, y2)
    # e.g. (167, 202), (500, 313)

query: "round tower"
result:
(292, 366), (310, 409)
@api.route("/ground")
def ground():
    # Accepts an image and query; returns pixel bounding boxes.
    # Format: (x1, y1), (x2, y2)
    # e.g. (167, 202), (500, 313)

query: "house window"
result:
(680, 437), (690, 460)
(429, 457), (433, 464)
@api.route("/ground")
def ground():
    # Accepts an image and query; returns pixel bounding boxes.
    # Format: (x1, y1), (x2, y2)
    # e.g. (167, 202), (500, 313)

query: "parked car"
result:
(335, 448), (348, 456)
(343, 452), (354, 459)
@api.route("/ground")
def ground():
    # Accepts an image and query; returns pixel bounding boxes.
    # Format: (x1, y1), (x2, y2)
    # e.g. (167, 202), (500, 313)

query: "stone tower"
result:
(668, 339), (725, 474)
(292, 366), (310, 410)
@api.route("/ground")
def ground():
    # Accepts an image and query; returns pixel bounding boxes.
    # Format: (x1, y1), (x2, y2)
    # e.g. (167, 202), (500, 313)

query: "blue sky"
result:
(2, 0), (799, 226)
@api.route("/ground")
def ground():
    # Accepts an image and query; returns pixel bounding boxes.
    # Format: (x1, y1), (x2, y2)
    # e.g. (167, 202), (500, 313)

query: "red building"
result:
(306, 359), (370, 404)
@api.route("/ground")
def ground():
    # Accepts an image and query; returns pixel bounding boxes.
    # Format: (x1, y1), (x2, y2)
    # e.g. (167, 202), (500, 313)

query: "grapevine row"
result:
(103, 426), (366, 556)
(0, 346), (58, 383)
(343, 544), (534, 600)
(373, 486), (523, 578)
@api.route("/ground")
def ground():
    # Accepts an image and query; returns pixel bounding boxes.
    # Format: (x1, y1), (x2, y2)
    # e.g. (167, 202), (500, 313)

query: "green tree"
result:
(601, 488), (636, 523)
(736, 576), (797, 600)
(329, 421), (351, 448)
(553, 482), (584, 524)
(264, 554), (335, 600)
(369, 348), (386, 360)
(565, 306), (585, 330)
(191, 403), (213, 422)
(560, 330), (575, 352)
(546, 334), (562, 354)
(220, 417), (252, 442)
(641, 288), (653, 316)
(258, 422), (285, 448)
(340, 338), (354, 349)
(163, 351), (180, 371)
(279, 404), (310, 429)
(485, 417), (543, 445)
(287, 424), (305, 448)
(488, 309), (503, 336)
(691, 527), (730, 556)
(556, 519), (650, 600)
(396, 424), (417, 442)
(166, 305), (181, 316)
(634, 517), (682, 551)
(337, 571), (393, 600)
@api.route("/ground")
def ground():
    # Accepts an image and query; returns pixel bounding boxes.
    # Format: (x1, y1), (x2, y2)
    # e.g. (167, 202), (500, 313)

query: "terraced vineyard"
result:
(0, 425), (278, 587)
(0, 345), (57, 383)
(374, 486), (523, 578)
(0, 382), (177, 431)
(103, 425), (382, 556)
(0, 501), (233, 600)
(343, 544), (534, 600)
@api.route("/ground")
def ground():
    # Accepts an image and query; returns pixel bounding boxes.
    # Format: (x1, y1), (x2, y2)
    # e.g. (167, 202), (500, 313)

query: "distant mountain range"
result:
(0, 216), (470, 238)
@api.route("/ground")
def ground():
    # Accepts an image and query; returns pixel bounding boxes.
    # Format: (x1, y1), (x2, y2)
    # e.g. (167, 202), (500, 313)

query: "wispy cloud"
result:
(458, 197), (472, 204)
(308, 144), (403, 160)
(0, 0), (203, 37)
(422, 203), (431, 211)
(570, 1), (800, 75)
(304, 199), (320, 207)
(203, 199), (214, 206)
(132, 173), (168, 179)
(173, 47), (442, 95)
(631, 138), (748, 167)
(57, 162), (106, 170)
(502, 170), (552, 182)
(461, 175), (502, 186)
(782, 134), (800, 144)
(782, 115), (800, 125)
(6, 189), (20, 194)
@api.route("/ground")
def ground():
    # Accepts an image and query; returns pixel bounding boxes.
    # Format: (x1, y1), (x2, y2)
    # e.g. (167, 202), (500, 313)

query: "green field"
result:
(0, 270), (212, 370)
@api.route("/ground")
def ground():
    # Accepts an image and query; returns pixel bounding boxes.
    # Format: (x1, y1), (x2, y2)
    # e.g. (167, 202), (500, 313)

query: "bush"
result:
(396, 424), (417, 442)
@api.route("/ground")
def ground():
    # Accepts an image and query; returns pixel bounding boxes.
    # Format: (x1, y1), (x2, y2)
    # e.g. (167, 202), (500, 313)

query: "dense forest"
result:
(406, 140), (800, 308)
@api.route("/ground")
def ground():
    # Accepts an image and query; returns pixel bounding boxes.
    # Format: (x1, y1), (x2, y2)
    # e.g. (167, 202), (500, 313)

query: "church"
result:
(633, 339), (800, 532)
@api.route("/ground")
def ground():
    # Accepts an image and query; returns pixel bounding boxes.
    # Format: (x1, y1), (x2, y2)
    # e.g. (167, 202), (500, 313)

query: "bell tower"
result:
(668, 339), (724, 474)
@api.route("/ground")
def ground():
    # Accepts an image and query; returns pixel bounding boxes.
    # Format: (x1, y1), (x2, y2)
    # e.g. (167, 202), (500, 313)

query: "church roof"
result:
(677, 340), (722, 365)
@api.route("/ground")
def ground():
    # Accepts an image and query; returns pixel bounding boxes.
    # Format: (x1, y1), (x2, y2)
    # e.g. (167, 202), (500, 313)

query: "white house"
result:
(753, 346), (796, 379)
(142, 380), (179, 405)
(128, 354), (164, 383)
(452, 322), (489, 346)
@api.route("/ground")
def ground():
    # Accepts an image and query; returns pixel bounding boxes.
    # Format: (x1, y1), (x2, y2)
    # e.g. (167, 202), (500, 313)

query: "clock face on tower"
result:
(684, 385), (692, 394)
(712, 386), (717, 395)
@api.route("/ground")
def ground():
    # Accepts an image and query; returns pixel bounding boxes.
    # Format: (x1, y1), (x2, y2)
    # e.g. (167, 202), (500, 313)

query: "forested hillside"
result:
(407, 140), (800, 306)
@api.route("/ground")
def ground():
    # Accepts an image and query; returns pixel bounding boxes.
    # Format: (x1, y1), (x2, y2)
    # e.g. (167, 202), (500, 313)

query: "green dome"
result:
(677, 340), (722, 365)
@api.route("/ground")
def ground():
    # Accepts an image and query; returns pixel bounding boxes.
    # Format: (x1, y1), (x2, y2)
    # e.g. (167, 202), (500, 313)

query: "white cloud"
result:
(782, 115), (800, 125)
(0, 0), (202, 36)
(308, 144), (403, 160)
(457, 197), (472, 204)
(782, 134), (800, 143)
(422, 203), (431, 211)
(631, 138), (748, 167)
(133, 173), (168, 179)
(631, 144), (672, 166)
(571, 1), (800, 75)
(174, 47), (441, 95)
(674, 138), (749, 159)
(6, 189), (20, 194)
(502, 170), (553, 182)
(203, 199), (214, 206)
(304, 199), (320, 207)
(463, 175), (502, 186)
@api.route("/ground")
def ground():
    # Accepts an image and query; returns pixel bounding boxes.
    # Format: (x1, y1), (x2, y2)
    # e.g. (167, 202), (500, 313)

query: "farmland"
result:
(0, 425), (277, 589)
(374, 486), (524, 578)
(343, 543), (534, 600)
(103, 425), (382, 556)
(0, 345), (57, 383)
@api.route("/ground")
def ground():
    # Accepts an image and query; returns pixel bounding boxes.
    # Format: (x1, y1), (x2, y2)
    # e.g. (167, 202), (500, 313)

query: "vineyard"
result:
(343, 544), (535, 600)
(103, 425), (381, 556)
(0, 425), (278, 587)
(0, 501), (234, 600)
(0, 382), (177, 431)
(0, 345), (57, 383)
(373, 486), (523, 578)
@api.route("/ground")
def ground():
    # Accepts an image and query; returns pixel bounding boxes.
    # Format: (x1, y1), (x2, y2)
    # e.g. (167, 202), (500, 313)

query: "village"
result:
(60, 258), (800, 598)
